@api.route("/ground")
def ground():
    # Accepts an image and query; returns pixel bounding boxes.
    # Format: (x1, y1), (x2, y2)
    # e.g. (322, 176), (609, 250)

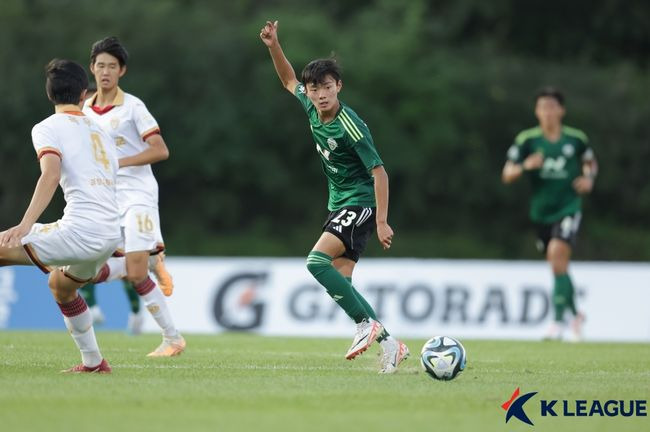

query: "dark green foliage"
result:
(1, 0), (648, 259)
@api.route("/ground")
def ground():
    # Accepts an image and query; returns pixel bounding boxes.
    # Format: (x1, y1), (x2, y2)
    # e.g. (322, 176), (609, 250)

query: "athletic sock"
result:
(122, 280), (141, 314)
(57, 295), (103, 367)
(79, 283), (97, 308)
(562, 273), (577, 315)
(134, 277), (178, 338)
(306, 251), (369, 323)
(345, 276), (390, 342)
(553, 273), (575, 321)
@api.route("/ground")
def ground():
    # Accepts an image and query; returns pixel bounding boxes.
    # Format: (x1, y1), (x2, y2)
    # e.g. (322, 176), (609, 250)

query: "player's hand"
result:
(260, 20), (279, 47)
(0, 222), (32, 248)
(573, 176), (594, 194)
(522, 152), (544, 171)
(377, 221), (394, 250)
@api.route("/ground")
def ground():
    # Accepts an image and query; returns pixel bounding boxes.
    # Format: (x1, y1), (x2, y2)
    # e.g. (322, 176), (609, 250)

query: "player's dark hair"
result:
(90, 36), (129, 66)
(536, 86), (565, 106)
(45, 59), (89, 105)
(301, 58), (341, 85)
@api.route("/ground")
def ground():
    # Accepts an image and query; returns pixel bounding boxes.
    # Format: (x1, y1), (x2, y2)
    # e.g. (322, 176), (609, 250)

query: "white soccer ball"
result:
(420, 336), (467, 381)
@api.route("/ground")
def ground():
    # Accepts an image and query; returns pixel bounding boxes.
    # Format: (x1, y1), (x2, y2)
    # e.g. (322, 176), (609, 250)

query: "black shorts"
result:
(322, 206), (376, 262)
(535, 212), (582, 253)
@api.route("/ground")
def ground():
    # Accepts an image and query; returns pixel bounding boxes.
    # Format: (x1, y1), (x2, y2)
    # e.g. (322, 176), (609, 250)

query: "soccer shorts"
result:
(535, 212), (582, 253)
(119, 205), (165, 255)
(21, 221), (121, 282)
(322, 206), (376, 262)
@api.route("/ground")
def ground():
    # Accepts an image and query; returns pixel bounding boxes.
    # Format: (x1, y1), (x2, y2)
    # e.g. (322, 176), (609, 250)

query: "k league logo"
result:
(502, 387), (537, 426)
(501, 387), (648, 426)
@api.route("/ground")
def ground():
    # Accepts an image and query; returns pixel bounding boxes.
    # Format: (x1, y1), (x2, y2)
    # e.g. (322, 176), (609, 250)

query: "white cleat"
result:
(345, 319), (383, 360)
(568, 313), (585, 343)
(127, 311), (144, 335)
(379, 338), (410, 374)
(89, 305), (105, 326)
(542, 321), (564, 341)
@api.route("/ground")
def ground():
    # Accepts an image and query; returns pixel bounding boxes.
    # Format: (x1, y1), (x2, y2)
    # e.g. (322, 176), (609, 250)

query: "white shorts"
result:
(21, 221), (121, 282)
(118, 205), (165, 255)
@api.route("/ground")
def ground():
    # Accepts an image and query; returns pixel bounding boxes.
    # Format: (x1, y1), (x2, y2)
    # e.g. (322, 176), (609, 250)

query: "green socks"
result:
(123, 280), (141, 314)
(79, 283), (97, 307)
(553, 273), (577, 321)
(345, 277), (389, 342)
(306, 251), (369, 323)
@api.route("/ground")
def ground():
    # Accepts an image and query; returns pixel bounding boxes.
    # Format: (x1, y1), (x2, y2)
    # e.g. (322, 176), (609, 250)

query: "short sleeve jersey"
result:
(294, 83), (383, 211)
(506, 125), (594, 224)
(31, 112), (120, 239)
(83, 88), (161, 213)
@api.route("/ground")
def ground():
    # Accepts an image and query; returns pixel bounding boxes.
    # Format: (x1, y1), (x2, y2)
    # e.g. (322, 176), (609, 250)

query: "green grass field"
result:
(0, 332), (648, 432)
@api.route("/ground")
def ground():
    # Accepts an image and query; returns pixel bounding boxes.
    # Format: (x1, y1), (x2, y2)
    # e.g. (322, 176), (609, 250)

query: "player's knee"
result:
(125, 271), (148, 285)
(306, 251), (332, 278)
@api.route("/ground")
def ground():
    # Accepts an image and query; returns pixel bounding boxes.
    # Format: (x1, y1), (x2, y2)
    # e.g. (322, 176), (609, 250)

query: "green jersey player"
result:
(260, 20), (409, 373)
(502, 87), (598, 342)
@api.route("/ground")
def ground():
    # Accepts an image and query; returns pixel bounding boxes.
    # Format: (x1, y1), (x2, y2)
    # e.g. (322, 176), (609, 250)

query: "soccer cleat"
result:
(151, 253), (174, 296)
(147, 334), (186, 357)
(345, 319), (383, 360)
(378, 339), (410, 374)
(568, 312), (585, 343)
(542, 321), (563, 341)
(62, 358), (112, 374)
(127, 311), (144, 335)
(89, 305), (105, 326)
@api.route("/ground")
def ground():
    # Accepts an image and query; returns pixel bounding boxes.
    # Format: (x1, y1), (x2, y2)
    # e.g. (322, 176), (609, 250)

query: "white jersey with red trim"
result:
(83, 88), (161, 212)
(30, 112), (120, 239)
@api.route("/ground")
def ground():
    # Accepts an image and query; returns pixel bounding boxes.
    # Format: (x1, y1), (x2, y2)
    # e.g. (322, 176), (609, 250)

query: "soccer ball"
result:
(420, 336), (467, 381)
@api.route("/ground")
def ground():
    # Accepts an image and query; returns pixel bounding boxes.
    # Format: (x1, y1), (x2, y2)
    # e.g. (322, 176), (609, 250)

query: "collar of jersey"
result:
(88, 87), (125, 115)
(62, 110), (85, 116)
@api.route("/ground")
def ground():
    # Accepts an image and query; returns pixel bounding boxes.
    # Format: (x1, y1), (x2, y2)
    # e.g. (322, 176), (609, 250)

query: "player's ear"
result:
(119, 65), (127, 77)
(336, 80), (343, 93)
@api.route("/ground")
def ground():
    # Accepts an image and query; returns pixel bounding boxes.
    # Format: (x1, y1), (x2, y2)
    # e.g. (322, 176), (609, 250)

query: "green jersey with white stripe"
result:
(506, 125), (593, 224)
(294, 83), (383, 211)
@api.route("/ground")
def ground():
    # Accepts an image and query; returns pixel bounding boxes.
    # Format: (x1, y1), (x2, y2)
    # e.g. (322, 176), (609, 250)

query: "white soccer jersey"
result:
(30, 111), (120, 239)
(83, 88), (161, 213)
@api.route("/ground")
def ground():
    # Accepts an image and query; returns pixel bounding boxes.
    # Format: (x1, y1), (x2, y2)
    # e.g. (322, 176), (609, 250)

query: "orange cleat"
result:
(147, 335), (186, 357)
(152, 253), (174, 296)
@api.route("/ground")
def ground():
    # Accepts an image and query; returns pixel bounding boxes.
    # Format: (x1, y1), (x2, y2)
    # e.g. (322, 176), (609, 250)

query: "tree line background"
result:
(1, 0), (648, 260)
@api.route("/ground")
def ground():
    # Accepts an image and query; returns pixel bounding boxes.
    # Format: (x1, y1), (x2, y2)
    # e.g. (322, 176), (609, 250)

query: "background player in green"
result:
(502, 87), (598, 342)
(260, 20), (409, 373)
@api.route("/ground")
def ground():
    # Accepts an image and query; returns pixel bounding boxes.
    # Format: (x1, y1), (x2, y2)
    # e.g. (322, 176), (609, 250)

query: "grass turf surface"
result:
(0, 332), (648, 432)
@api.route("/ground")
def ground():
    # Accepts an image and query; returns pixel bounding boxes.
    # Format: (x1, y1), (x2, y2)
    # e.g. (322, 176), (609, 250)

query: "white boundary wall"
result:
(143, 258), (650, 341)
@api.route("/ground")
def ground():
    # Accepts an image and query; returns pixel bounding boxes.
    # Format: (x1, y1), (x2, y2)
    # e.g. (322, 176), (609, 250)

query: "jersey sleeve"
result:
(31, 122), (62, 160)
(132, 102), (160, 141)
(506, 132), (532, 163)
(577, 134), (595, 161)
(293, 82), (313, 114)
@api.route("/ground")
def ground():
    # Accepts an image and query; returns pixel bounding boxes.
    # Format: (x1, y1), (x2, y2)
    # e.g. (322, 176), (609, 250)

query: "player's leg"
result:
(49, 270), (110, 373)
(122, 279), (143, 335)
(149, 251), (174, 296)
(79, 283), (105, 325)
(548, 214), (583, 341)
(125, 250), (185, 356)
(0, 243), (33, 267)
(334, 258), (409, 372)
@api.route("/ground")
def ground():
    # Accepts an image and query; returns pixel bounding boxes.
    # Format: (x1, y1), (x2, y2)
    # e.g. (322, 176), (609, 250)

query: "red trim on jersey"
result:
(142, 129), (161, 141)
(38, 149), (62, 160)
(90, 105), (115, 115)
(23, 244), (52, 274)
(63, 110), (85, 116)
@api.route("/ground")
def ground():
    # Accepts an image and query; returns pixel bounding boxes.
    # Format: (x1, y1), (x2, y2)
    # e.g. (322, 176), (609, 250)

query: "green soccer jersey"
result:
(294, 83), (383, 211)
(507, 125), (594, 224)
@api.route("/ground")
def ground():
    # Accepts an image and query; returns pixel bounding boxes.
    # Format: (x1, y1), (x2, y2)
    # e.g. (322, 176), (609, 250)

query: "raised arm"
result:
(260, 20), (300, 94)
